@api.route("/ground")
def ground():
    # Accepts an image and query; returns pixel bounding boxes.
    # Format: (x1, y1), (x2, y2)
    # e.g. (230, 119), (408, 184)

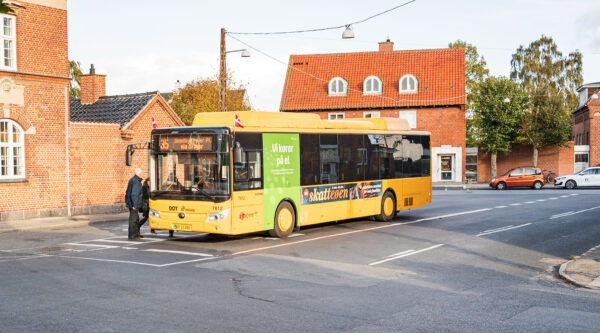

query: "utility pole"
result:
(219, 28), (227, 112)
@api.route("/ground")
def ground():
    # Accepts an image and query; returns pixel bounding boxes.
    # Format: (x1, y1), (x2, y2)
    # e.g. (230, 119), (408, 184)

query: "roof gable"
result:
(280, 48), (465, 111)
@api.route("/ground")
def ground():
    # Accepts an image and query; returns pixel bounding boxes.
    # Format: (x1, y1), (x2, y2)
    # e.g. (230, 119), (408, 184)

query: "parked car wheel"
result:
(532, 181), (543, 190)
(496, 182), (506, 190)
(565, 180), (577, 190)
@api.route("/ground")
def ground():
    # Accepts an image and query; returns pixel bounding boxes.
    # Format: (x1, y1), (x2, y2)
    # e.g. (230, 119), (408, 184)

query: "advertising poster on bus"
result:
(301, 181), (382, 205)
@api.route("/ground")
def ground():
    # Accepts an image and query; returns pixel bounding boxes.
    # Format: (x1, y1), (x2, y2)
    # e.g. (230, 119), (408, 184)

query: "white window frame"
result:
(363, 75), (382, 95)
(0, 14), (16, 71)
(0, 119), (25, 179)
(328, 113), (345, 120)
(328, 77), (348, 96)
(363, 111), (380, 118)
(399, 74), (418, 94)
(399, 110), (417, 129)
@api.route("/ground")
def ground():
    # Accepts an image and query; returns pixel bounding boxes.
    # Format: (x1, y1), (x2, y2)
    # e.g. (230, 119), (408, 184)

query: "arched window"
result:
(399, 74), (418, 93)
(328, 77), (348, 96)
(363, 76), (382, 95)
(0, 119), (24, 179)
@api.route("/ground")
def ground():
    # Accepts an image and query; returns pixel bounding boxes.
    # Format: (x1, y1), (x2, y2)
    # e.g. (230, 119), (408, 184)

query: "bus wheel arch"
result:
(269, 199), (296, 238)
(376, 190), (396, 222)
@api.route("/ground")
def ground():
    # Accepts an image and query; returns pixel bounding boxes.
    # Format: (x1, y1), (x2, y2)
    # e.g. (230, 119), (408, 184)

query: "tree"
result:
(510, 35), (581, 165)
(449, 40), (490, 147)
(171, 72), (252, 125)
(472, 76), (529, 178)
(69, 60), (82, 99)
(522, 89), (572, 166)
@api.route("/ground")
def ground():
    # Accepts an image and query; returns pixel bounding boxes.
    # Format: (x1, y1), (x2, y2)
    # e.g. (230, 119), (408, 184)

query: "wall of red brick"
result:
(0, 74), (69, 215)
(68, 96), (183, 210)
(477, 142), (574, 183)
(14, 2), (68, 77)
(588, 101), (600, 167)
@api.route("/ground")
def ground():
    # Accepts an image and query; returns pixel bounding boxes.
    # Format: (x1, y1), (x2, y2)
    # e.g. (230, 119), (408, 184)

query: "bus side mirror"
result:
(234, 142), (244, 165)
(126, 145), (133, 166)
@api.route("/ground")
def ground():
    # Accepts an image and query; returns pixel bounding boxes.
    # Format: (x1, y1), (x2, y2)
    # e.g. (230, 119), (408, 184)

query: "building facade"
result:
(280, 41), (466, 183)
(571, 82), (600, 172)
(0, 1), (183, 221)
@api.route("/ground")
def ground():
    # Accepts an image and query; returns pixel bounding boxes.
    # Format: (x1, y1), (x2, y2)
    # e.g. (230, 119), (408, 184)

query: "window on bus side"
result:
(421, 136), (431, 176)
(339, 134), (364, 182)
(300, 134), (320, 186)
(233, 133), (263, 191)
(320, 134), (340, 184)
(365, 135), (380, 180)
(392, 135), (425, 178)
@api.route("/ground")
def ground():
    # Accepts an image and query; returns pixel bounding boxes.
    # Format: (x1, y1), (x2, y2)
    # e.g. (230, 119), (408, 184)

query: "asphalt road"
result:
(1, 189), (600, 332)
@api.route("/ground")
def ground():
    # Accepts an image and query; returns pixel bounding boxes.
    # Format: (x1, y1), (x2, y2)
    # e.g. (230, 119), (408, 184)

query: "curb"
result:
(0, 215), (127, 233)
(557, 260), (599, 290)
(432, 186), (489, 191)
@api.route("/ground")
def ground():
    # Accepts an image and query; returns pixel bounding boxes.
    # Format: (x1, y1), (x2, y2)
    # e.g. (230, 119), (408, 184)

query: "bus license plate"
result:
(173, 224), (191, 231)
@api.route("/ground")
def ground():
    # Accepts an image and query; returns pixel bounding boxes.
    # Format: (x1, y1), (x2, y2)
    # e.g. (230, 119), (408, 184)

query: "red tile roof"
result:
(280, 48), (465, 111)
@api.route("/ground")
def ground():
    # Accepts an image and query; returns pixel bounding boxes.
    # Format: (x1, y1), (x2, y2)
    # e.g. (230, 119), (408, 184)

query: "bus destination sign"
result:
(158, 134), (213, 152)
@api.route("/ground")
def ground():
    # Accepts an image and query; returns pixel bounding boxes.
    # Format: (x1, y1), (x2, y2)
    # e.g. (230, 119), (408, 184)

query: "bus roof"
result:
(192, 111), (428, 134)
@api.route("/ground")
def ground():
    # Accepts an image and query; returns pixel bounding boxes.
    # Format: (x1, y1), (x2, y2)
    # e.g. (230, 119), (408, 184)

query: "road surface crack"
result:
(231, 277), (274, 303)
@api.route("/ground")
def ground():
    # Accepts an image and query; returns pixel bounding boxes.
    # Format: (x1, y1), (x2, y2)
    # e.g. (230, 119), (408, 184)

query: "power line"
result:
(227, 0), (417, 36)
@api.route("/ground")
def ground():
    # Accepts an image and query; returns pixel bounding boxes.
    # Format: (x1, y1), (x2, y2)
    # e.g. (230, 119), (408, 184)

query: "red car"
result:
(489, 166), (545, 190)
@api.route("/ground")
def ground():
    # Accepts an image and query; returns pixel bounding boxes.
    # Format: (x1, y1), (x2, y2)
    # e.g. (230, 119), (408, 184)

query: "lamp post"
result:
(219, 28), (250, 112)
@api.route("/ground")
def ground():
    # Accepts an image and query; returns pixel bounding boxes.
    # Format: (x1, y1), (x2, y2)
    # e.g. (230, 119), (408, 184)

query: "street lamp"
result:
(219, 28), (251, 112)
(342, 25), (355, 39)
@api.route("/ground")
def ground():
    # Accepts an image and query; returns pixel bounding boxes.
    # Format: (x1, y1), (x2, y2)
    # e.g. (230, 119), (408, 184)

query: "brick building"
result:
(280, 41), (466, 183)
(571, 82), (600, 171)
(0, 1), (183, 221)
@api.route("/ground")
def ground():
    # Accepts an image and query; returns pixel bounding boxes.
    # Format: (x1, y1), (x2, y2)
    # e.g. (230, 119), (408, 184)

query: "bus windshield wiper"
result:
(195, 189), (215, 201)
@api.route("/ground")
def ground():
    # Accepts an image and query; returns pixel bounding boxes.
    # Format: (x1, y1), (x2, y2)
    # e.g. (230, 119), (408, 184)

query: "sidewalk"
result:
(432, 183), (490, 191)
(0, 212), (129, 233)
(559, 244), (600, 290)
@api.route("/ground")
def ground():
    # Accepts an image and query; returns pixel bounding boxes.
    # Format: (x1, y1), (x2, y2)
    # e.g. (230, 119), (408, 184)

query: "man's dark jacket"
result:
(125, 175), (143, 209)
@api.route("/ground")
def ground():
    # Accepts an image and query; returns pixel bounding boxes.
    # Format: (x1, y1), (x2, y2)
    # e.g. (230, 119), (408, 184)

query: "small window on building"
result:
(328, 77), (348, 96)
(399, 74), (418, 93)
(399, 110), (417, 129)
(0, 14), (15, 70)
(0, 119), (24, 179)
(363, 76), (382, 95)
(363, 111), (380, 118)
(328, 113), (345, 120)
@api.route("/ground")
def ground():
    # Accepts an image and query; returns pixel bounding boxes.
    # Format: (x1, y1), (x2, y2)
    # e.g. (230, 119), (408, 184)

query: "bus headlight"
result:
(149, 209), (160, 219)
(206, 208), (230, 222)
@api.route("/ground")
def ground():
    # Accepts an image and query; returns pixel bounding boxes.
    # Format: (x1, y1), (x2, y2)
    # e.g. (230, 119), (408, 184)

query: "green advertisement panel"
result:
(262, 133), (301, 230)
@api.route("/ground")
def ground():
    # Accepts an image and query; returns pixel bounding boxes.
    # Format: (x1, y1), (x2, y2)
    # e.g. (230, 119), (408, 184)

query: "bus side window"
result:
(320, 134), (339, 184)
(365, 135), (380, 181)
(233, 133), (263, 191)
(421, 136), (431, 177)
(339, 134), (364, 182)
(300, 134), (320, 186)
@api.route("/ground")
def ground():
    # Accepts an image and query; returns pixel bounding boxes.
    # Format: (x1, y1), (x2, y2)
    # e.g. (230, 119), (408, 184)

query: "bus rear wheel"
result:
(269, 201), (295, 238)
(376, 191), (396, 222)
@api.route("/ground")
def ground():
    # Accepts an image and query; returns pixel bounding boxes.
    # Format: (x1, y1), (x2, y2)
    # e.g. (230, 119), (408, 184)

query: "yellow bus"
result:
(145, 111), (431, 238)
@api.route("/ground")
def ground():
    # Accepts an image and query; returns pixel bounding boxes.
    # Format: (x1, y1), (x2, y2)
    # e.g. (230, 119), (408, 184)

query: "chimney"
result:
(79, 64), (106, 104)
(378, 38), (394, 52)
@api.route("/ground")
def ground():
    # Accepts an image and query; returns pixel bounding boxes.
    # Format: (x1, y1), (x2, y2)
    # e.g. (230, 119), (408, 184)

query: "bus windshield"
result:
(152, 132), (230, 202)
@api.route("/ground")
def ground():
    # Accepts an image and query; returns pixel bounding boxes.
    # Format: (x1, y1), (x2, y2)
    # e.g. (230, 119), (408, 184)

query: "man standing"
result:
(125, 168), (144, 240)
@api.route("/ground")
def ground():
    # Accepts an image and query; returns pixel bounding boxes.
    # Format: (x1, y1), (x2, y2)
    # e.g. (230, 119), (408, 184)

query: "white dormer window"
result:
(399, 74), (418, 93)
(328, 77), (347, 96)
(363, 76), (382, 95)
(0, 14), (16, 70)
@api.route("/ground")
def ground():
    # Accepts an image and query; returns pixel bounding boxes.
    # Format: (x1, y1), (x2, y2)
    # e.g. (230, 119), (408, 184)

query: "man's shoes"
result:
(139, 235), (143, 238)
(129, 237), (141, 241)
(150, 229), (157, 234)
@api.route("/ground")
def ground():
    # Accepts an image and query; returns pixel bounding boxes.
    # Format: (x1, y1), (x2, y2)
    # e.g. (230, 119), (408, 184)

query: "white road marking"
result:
(64, 243), (119, 249)
(368, 244), (444, 266)
(549, 197), (558, 200)
(549, 206), (600, 220)
(231, 208), (492, 256)
(142, 249), (213, 257)
(524, 201), (535, 204)
(560, 195), (569, 198)
(55, 255), (163, 267)
(536, 199), (546, 202)
(288, 233), (305, 238)
(383, 249), (415, 258)
(476, 223), (532, 237)
(92, 239), (140, 244)
(480, 225), (514, 233)
(495, 205), (508, 208)
(509, 203), (522, 206)
(570, 194), (579, 196)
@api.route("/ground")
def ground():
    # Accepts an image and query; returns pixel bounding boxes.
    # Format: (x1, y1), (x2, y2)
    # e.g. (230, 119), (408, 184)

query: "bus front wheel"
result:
(269, 201), (295, 238)
(376, 191), (396, 222)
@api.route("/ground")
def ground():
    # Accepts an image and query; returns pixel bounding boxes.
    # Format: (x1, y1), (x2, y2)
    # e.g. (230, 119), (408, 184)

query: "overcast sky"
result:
(68, 0), (600, 111)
